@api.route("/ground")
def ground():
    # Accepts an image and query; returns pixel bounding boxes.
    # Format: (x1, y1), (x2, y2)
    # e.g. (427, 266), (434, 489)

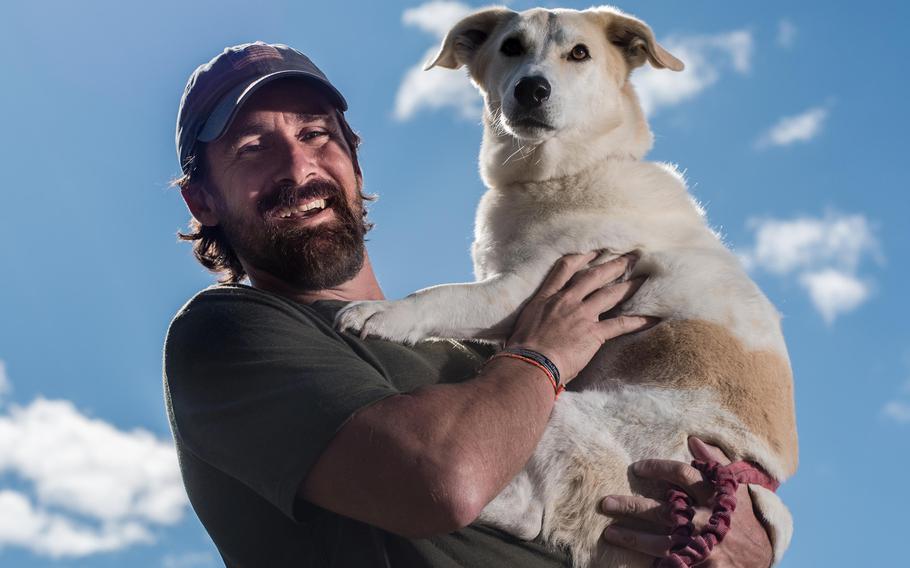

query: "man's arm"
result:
(299, 355), (557, 537)
(299, 253), (653, 538)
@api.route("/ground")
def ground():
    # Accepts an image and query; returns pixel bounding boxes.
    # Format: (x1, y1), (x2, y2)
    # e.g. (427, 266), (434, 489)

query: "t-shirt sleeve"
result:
(164, 288), (398, 520)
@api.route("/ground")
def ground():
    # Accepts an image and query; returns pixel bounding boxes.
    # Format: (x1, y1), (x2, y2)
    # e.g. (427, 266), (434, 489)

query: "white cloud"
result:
(0, 360), (9, 404)
(632, 30), (753, 116)
(395, 47), (482, 121)
(0, 491), (153, 558)
(740, 212), (881, 323)
(0, 391), (188, 558)
(402, 0), (474, 38)
(882, 400), (910, 424)
(756, 106), (829, 148)
(777, 19), (797, 49)
(394, 1), (480, 121)
(745, 213), (877, 275)
(799, 269), (869, 324)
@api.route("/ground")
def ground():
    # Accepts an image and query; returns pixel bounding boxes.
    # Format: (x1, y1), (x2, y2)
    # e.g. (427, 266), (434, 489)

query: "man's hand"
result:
(506, 252), (655, 384)
(599, 437), (773, 567)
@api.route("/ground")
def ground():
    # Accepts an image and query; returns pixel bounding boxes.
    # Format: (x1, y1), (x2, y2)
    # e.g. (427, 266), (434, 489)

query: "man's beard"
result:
(216, 178), (367, 291)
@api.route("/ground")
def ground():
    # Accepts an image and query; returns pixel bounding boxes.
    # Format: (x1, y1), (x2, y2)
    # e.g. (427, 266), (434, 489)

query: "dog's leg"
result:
(335, 270), (540, 343)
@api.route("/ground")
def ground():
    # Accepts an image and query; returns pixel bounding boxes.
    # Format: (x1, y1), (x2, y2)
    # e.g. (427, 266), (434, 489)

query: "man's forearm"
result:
(300, 355), (557, 537)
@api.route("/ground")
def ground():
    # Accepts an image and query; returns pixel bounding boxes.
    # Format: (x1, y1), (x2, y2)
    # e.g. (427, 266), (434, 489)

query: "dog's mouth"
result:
(509, 116), (555, 131)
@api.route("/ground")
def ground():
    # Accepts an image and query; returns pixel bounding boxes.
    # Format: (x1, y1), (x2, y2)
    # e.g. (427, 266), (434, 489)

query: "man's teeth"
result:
(277, 198), (327, 218)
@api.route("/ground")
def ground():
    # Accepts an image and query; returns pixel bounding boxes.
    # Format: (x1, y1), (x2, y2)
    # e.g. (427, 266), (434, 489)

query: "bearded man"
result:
(164, 42), (774, 567)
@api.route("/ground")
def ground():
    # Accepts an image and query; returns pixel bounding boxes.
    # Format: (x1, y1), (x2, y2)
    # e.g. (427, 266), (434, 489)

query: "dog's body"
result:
(337, 6), (798, 567)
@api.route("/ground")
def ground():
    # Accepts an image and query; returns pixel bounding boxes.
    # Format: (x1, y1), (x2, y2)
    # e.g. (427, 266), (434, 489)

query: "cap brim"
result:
(197, 70), (348, 143)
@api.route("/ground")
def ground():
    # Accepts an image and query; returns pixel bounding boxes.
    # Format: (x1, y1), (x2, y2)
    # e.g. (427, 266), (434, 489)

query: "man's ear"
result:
(425, 7), (516, 70)
(599, 8), (684, 72)
(181, 183), (220, 227)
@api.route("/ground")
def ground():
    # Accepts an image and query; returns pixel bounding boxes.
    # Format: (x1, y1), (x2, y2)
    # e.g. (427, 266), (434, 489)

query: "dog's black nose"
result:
(514, 76), (551, 108)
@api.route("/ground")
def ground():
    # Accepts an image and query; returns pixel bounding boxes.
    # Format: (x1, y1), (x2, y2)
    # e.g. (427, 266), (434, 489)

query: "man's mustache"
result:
(257, 179), (344, 215)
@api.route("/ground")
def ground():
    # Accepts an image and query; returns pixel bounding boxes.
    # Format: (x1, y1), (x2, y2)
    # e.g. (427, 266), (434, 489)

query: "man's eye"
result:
(302, 129), (329, 142)
(238, 144), (262, 155)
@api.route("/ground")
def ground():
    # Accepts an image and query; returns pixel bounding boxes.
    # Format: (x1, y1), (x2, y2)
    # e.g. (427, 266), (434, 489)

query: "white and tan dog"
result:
(338, 5), (798, 567)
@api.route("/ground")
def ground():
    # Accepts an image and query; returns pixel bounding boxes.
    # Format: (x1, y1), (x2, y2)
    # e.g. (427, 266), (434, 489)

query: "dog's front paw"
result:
(335, 300), (387, 336)
(335, 300), (428, 343)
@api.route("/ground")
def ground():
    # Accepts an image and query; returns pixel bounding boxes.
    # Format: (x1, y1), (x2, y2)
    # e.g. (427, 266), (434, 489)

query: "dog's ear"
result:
(603, 10), (684, 72)
(425, 7), (516, 70)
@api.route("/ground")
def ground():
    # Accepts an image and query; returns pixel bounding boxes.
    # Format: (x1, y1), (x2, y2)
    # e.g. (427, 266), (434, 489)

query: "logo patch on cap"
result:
(231, 44), (283, 70)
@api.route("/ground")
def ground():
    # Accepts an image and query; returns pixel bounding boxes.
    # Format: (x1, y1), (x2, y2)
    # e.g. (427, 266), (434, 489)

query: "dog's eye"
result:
(569, 44), (590, 61)
(500, 37), (524, 57)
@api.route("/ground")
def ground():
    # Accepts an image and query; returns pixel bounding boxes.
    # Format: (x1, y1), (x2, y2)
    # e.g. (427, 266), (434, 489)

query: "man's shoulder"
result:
(164, 284), (346, 355)
(170, 283), (341, 328)
(176, 283), (297, 316)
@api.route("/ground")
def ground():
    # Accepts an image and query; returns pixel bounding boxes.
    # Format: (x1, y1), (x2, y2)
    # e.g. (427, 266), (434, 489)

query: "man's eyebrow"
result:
(230, 113), (331, 140)
(293, 112), (331, 124)
(231, 123), (267, 139)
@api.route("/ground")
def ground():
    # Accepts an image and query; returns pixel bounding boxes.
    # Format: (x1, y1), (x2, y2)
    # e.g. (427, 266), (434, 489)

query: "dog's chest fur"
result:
(474, 159), (707, 275)
(473, 158), (785, 348)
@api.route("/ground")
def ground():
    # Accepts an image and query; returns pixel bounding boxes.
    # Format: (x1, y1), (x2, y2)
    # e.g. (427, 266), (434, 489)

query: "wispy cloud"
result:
(0, 380), (187, 558)
(0, 360), (9, 404)
(402, 0), (474, 37)
(798, 269), (870, 324)
(882, 380), (910, 424)
(739, 212), (881, 324)
(394, 1), (479, 121)
(882, 400), (910, 423)
(742, 212), (876, 275)
(633, 29), (753, 116)
(777, 19), (797, 49)
(756, 105), (829, 148)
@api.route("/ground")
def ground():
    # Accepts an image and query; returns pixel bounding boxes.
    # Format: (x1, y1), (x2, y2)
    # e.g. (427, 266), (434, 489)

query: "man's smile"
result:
(269, 195), (335, 223)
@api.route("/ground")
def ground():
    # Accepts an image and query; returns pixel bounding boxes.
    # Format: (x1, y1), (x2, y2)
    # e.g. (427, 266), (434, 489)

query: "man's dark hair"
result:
(174, 108), (374, 284)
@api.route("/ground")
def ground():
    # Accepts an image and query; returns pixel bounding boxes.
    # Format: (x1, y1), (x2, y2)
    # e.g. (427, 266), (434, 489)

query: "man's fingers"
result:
(600, 495), (672, 527)
(562, 254), (634, 300)
(536, 252), (600, 297)
(584, 277), (645, 313)
(596, 315), (659, 343)
(688, 436), (732, 466)
(631, 459), (713, 504)
(602, 525), (673, 558)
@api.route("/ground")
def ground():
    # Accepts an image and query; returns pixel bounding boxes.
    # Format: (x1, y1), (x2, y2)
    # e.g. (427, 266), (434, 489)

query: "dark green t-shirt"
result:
(163, 284), (569, 567)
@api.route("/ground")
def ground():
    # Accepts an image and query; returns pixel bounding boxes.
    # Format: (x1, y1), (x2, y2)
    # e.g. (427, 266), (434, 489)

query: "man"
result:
(165, 42), (775, 566)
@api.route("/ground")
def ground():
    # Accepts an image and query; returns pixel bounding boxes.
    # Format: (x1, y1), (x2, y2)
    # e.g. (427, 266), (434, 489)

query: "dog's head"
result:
(428, 6), (683, 182)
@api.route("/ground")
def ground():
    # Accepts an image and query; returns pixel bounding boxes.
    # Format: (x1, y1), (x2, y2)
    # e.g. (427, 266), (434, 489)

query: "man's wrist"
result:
(491, 346), (564, 397)
(480, 354), (560, 404)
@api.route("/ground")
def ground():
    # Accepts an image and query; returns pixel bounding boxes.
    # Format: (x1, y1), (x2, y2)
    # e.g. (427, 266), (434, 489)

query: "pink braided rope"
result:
(654, 460), (778, 568)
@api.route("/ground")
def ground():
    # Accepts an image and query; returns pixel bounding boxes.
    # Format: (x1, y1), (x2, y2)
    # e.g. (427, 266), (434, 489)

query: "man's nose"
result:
(273, 140), (320, 186)
(514, 76), (551, 108)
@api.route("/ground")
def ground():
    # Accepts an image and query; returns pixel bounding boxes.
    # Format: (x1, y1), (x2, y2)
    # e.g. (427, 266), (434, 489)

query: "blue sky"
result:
(1, 0), (907, 566)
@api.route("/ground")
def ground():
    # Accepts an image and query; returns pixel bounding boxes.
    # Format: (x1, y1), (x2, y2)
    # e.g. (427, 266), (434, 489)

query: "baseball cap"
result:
(175, 41), (348, 174)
